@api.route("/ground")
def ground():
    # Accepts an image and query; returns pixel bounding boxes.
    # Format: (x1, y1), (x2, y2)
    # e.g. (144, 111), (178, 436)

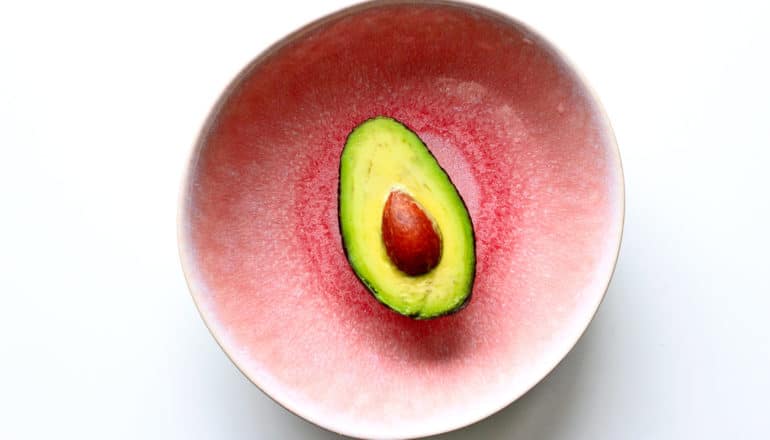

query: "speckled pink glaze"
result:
(179, 2), (623, 438)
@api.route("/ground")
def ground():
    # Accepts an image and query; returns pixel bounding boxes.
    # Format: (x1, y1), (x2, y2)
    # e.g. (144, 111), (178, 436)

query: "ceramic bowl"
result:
(179, 1), (624, 438)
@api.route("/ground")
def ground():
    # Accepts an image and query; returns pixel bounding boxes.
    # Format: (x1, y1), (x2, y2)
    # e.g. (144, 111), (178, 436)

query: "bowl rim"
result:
(177, 0), (626, 438)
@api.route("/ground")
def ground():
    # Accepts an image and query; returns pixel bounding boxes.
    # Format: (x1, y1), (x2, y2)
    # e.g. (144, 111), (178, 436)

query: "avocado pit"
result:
(382, 190), (442, 276)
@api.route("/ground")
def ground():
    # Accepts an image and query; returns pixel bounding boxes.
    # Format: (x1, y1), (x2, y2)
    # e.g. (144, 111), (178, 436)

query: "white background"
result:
(1, 0), (769, 438)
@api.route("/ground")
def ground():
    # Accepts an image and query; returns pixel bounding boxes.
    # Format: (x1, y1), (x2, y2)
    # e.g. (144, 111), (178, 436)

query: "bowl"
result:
(178, 1), (624, 438)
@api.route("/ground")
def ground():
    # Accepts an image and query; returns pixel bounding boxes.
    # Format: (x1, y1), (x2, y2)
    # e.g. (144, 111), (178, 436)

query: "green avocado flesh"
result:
(338, 117), (476, 319)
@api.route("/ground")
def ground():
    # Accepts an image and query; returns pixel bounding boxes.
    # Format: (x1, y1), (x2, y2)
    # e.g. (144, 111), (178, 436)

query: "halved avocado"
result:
(338, 116), (475, 319)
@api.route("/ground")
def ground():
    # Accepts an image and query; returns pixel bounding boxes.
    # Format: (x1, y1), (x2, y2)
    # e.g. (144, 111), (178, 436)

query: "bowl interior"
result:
(180, 2), (623, 438)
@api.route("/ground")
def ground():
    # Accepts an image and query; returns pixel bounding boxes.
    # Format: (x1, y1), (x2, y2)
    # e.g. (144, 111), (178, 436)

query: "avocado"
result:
(338, 116), (475, 319)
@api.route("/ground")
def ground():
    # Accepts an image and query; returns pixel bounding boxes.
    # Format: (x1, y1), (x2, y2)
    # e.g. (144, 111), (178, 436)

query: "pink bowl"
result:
(178, 1), (624, 438)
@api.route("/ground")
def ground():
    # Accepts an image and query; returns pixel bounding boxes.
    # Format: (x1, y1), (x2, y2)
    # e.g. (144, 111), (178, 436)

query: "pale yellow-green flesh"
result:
(339, 117), (475, 318)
